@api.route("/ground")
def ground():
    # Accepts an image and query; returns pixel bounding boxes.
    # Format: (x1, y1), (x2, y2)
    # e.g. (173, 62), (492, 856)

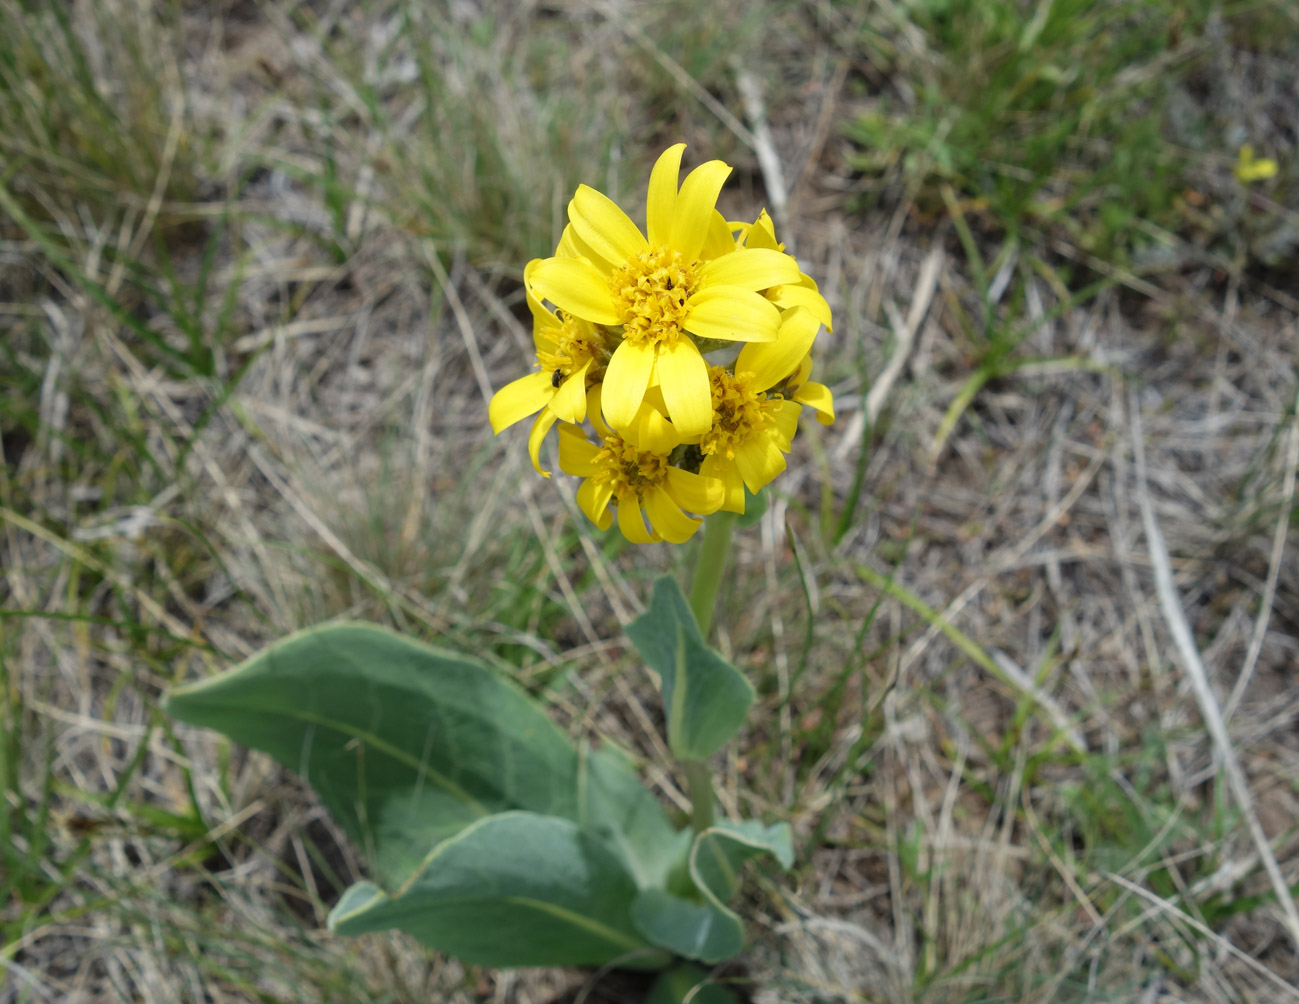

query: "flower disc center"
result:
(608, 245), (696, 347)
(594, 435), (669, 499)
(700, 367), (773, 460)
(537, 313), (611, 384)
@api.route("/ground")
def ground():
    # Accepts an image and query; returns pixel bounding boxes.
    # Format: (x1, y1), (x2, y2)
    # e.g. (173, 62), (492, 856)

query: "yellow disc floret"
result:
(608, 246), (698, 346)
(593, 435), (670, 500)
(700, 366), (776, 461)
(537, 312), (611, 385)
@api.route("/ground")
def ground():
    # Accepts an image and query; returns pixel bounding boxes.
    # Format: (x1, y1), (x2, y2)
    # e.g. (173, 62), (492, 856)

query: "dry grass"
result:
(3, 1), (1298, 1002)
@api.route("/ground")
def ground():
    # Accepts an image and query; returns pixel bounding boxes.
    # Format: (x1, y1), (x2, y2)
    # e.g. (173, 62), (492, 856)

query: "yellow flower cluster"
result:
(490, 144), (834, 544)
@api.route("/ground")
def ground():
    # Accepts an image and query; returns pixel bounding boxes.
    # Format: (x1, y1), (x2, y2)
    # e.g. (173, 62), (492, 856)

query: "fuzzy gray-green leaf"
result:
(624, 576), (754, 761)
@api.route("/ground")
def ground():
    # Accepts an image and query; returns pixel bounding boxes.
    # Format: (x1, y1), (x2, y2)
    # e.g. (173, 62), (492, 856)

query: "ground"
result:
(2, 1), (1298, 1002)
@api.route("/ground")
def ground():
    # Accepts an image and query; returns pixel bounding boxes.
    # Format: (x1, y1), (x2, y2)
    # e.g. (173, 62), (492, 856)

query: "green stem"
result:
(682, 759), (714, 833)
(682, 511), (737, 834)
(688, 510), (737, 640)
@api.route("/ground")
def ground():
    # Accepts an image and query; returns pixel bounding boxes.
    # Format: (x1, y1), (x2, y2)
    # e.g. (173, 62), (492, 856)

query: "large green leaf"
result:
(164, 623), (678, 890)
(624, 576), (754, 761)
(632, 820), (793, 964)
(329, 812), (668, 968)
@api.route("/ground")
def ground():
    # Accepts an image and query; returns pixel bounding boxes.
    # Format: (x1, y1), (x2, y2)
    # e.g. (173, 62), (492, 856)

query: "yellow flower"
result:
(489, 260), (612, 476)
(557, 390), (724, 543)
(527, 144), (799, 437)
(696, 307), (823, 512)
(1234, 144), (1278, 183)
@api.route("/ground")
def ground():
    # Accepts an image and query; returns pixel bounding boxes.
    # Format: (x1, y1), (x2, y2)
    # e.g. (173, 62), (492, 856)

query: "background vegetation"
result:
(2, 0), (1297, 1000)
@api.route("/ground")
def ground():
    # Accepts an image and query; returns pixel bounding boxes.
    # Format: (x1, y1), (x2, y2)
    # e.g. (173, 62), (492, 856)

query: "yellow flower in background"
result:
(695, 306), (822, 512)
(488, 260), (613, 475)
(1234, 145), (1278, 183)
(558, 389), (723, 543)
(527, 143), (799, 437)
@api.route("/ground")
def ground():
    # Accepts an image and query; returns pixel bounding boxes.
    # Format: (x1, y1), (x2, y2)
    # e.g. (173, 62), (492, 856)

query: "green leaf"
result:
(581, 743), (692, 890)
(329, 812), (667, 968)
(165, 623), (676, 886)
(632, 820), (793, 963)
(625, 576), (754, 761)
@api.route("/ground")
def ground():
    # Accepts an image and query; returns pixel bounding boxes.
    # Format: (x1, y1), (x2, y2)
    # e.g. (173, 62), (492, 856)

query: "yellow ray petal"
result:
(669, 160), (732, 261)
(794, 380), (836, 425)
(601, 339), (656, 432)
(555, 223), (612, 274)
(489, 370), (554, 434)
(577, 477), (614, 529)
(699, 455), (745, 514)
(624, 399), (682, 454)
(655, 338), (712, 438)
(736, 306), (820, 390)
(698, 247), (801, 291)
(743, 209), (782, 251)
(558, 423), (601, 477)
(683, 285), (780, 343)
(770, 282), (833, 331)
(586, 384), (613, 439)
(617, 498), (655, 543)
(667, 466), (726, 516)
(646, 143), (686, 247)
(550, 358), (591, 423)
(733, 433), (786, 493)
(644, 487), (701, 544)
(530, 256), (622, 325)
(701, 210), (740, 260)
(770, 397), (801, 446)
(569, 185), (648, 269)
(527, 408), (560, 477)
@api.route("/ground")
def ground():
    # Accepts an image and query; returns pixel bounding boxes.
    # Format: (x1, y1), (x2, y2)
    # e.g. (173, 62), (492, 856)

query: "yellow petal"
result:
(698, 247), (801, 291)
(669, 160), (732, 261)
(644, 487), (702, 544)
(743, 209), (783, 251)
(586, 383), (613, 438)
(701, 210), (740, 260)
(684, 286), (781, 343)
(736, 306), (820, 390)
(733, 433), (786, 493)
(624, 400), (682, 454)
(770, 397), (801, 446)
(577, 477), (614, 530)
(617, 498), (655, 544)
(489, 370), (554, 434)
(667, 466), (725, 516)
(794, 380), (836, 425)
(527, 408), (559, 477)
(524, 258), (559, 327)
(558, 423), (601, 477)
(646, 143), (685, 247)
(569, 184), (648, 269)
(601, 339), (656, 432)
(655, 338), (712, 438)
(550, 358), (591, 423)
(771, 282), (833, 331)
(556, 223), (611, 274)
(530, 256), (622, 325)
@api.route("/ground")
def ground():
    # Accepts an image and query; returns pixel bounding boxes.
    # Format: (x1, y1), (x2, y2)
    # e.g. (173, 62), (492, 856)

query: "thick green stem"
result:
(687, 510), (737, 640)
(682, 759), (715, 832)
(681, 511), (737, 834)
